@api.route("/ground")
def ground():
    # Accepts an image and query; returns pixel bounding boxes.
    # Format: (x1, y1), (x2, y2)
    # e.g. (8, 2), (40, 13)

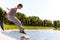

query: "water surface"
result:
(2, 30), (60, 40)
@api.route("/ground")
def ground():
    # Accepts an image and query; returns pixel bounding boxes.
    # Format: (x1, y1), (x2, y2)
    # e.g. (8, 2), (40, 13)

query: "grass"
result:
(4, 24), (18, 30)
(4, 24), (54, 30)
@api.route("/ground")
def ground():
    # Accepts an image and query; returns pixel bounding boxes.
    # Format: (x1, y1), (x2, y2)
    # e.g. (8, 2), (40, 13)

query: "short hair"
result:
(17, 4), (23, 7)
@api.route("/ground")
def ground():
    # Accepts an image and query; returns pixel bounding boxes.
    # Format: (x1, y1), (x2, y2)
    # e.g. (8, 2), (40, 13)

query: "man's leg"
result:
(8, 16), (26, 34)
(0, 20), (4, 31)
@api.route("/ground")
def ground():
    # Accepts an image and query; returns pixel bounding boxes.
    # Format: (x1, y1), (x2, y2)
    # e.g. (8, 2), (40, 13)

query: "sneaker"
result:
(20, 31), (26, 34)
(1, 28), (4, 31)
(0, 25), (4, 31)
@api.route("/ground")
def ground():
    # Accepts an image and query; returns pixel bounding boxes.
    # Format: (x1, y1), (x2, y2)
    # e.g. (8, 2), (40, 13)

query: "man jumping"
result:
(6, 4), (26, 34)
(0, 8), (4, 31)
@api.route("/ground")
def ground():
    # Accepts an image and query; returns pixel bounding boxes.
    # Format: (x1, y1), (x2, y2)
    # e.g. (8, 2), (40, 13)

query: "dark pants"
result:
(0, 20), (4, 30)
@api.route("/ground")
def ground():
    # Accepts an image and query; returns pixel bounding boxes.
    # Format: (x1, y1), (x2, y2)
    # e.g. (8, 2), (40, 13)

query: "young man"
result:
(6, 4), (26, 34)
(0, 8), (4, 31)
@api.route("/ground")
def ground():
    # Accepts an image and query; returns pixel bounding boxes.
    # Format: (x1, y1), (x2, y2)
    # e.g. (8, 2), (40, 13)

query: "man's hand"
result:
(6, 8), (10, 10)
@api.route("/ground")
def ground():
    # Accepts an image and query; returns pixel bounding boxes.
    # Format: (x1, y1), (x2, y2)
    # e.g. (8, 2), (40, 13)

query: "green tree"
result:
(53, 20), (60, 28)
(43, 20), (52, 27)
(26, 16), (42, 26)
(0, 7), (3, 21)
(0, 7), (7, 24)
(2, 10), (7, 23)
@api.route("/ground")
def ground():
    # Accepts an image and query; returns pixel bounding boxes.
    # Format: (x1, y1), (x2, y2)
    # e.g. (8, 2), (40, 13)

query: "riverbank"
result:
(4, 24), (60, 30)
(4, 24), (54, 30)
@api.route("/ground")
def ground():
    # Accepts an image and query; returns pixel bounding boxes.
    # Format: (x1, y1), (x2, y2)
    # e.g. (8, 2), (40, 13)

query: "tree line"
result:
(0, 7), (60, 28)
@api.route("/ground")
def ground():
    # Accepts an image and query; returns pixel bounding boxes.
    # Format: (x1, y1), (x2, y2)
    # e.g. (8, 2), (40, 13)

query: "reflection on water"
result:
(2, 30), (60, 40)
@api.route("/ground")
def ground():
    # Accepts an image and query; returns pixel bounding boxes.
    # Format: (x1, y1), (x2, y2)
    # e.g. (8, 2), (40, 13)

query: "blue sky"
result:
(0, 0), (60, 21)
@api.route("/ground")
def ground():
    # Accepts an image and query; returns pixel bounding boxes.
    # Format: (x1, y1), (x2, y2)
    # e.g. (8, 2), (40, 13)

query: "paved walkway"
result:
(0, 28), (16, 40)
(0, 32), (16, 40)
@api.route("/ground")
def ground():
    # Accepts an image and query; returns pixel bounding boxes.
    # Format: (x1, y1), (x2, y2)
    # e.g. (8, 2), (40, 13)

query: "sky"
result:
(0, 0), (60, 21)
